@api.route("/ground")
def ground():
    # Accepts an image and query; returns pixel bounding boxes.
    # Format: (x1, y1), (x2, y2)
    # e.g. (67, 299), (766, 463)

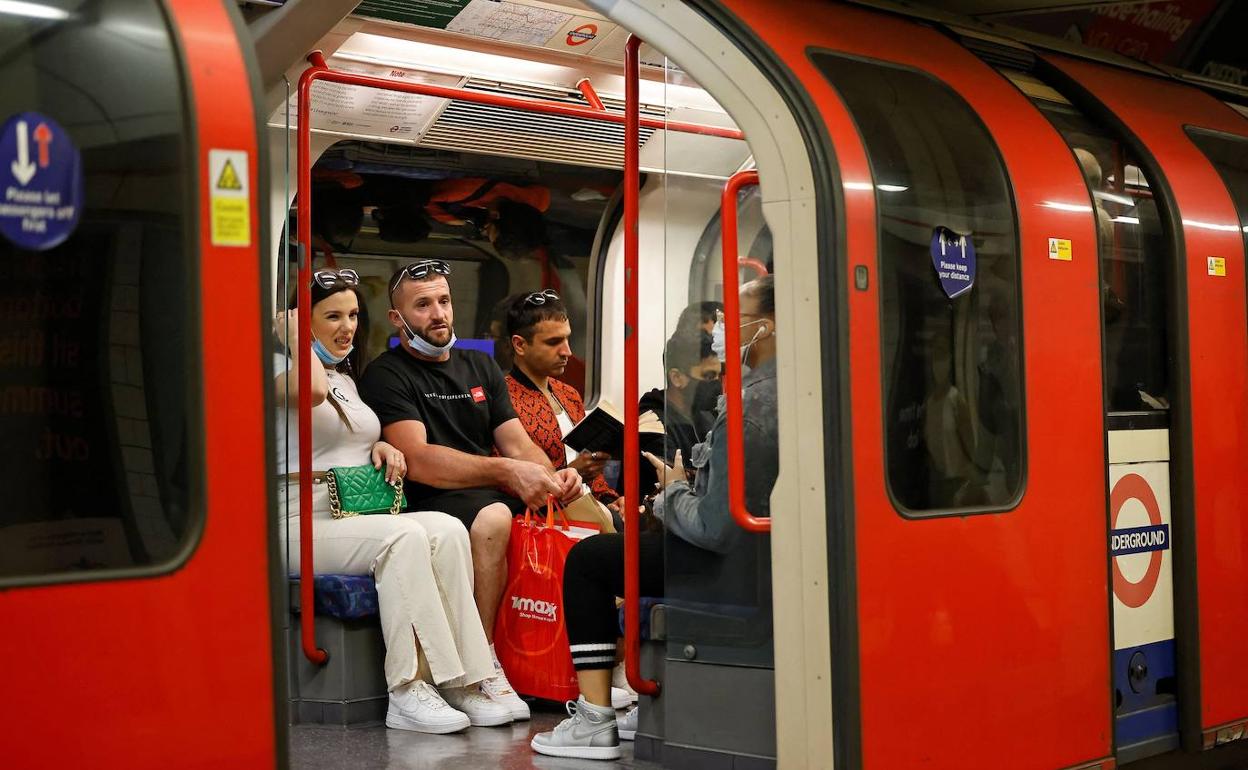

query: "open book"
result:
(563, 399), (665, 460)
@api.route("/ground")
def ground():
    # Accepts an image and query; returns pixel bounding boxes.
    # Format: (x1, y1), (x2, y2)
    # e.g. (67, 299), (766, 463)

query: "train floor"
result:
(289, 700), (659, 770)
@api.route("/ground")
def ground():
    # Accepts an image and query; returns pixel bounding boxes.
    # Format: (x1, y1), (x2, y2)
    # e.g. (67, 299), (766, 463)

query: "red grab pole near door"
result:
(621, 34), (660, 697)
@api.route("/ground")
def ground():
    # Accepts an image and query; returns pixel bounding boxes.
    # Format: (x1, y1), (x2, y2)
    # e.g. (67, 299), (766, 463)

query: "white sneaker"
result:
(480, 663), (530, 721)
(618, 705), (638, 741)
(612, 663), (638, 706)
(386, 680), (470, 734)
(531, 697), (621, 760)
(610, 686), (635, 709)
(439, 685), (513, 727)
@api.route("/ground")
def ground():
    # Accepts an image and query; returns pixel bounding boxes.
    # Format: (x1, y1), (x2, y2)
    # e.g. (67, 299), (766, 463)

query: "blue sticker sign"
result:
(0, 112), (83, 251)
(930, 226), (976, 299)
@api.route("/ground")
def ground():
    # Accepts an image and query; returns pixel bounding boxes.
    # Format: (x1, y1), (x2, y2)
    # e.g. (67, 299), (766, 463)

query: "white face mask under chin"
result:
(401, 317), (457, 357)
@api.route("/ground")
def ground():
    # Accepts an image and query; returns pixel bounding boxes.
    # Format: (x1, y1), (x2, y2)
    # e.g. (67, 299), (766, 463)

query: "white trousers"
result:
(279, 481), (495, 691)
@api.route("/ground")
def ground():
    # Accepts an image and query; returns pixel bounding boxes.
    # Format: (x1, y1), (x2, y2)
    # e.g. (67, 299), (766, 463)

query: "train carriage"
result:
(1, 1), (1246, 768)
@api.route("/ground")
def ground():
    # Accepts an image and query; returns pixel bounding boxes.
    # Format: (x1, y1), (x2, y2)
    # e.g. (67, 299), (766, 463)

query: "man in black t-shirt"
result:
(358, 259), (580, 721)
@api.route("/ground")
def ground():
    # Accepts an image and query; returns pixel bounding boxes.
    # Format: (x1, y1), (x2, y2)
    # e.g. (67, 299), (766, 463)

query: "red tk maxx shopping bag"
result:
(493, 497), (598, 702)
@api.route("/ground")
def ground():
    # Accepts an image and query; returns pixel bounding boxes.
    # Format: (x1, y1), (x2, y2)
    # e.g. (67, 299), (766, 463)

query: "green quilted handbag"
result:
(325, 464), (406, 519)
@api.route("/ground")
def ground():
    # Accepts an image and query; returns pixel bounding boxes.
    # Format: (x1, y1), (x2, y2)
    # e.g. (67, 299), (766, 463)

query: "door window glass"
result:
(1034, 99), (1172, 418)
(0, 0), (197, 583)
(1185, 127), (1248, 270)
(812, 53), (1025, 513)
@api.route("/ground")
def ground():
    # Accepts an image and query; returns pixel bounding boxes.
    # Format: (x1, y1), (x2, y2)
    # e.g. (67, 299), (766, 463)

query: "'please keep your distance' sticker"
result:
(930, 226), (976, 299)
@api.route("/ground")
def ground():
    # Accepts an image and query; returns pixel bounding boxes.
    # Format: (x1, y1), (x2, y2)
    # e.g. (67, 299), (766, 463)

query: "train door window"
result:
(1185, 127), (1248, 284)
(689, 181), (772, 305)
(811, 53), (1025, 514)
(0, 0), (198, 583)
(1028, 96), (1172, 420)
(291, 143), (620, 397)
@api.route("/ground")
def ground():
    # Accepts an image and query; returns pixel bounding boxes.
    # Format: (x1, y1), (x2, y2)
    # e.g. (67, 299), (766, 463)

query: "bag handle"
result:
(545, 494), (572, 530)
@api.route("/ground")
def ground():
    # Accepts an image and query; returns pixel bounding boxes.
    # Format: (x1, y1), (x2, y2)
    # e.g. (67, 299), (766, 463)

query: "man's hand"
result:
(554, 467), (582, 503)
(567, 450), (608, 482)
(642, 449), (686, 490)
(505, 458), (562, 509)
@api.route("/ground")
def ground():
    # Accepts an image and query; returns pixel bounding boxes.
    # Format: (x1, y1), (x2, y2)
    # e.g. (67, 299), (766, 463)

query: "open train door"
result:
(677, 3), (1113, 767)
(0, 2), (280, 767)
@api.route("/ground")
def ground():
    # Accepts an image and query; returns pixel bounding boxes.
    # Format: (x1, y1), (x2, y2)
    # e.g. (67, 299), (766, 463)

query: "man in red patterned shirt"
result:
(502, 290), (620, 510)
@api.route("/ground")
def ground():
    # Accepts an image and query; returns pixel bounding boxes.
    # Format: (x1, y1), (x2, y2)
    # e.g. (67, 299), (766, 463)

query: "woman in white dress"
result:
(275, 269), (511, 734)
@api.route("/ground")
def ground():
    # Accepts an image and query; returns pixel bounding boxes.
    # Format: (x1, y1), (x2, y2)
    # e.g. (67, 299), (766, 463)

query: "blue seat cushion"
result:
(618, 597), (664, 641)
(311, 574), (379, 620)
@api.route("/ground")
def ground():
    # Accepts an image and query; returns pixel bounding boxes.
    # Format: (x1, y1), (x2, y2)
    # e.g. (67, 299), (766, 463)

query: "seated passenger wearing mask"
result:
(530, 276), (779, 761)
(502, 290), (620, 510)
(358, 260), (582, 722)
(275, 270), (510, 734)
(637, 329), (722, 495)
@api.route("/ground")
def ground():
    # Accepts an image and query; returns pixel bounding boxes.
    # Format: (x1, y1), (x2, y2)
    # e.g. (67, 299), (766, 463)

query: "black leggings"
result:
(563, 531), (665, 671)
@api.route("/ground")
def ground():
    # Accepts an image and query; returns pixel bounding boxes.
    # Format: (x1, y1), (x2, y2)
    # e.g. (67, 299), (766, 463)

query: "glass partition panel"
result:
(657, 57), (774, 668)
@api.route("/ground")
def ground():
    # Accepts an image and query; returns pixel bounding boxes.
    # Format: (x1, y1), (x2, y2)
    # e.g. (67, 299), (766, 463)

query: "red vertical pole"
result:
(296, 53), (329, 666)
(623, 34), (660, 697)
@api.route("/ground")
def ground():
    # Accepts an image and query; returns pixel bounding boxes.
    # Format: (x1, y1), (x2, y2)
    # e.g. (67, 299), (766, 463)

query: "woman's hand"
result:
(274, 310), (298, 361)
(642, 449), (685, 490)
(567, 449), (607, 481)
(371, 441), (408, 484)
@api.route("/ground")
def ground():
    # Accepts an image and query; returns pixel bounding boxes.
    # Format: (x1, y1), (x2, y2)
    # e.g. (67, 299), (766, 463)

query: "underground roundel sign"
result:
(1110, 473), (1170, 608)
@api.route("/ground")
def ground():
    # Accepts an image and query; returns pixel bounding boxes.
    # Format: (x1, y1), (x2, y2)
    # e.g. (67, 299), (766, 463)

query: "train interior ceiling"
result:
(270, 1), (753, 400)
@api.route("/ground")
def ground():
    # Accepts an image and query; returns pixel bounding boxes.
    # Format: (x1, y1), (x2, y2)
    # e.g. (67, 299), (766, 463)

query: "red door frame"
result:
(718, 2), (1110, 766)
(1047, 55), (1248, 747)
(0, 2), (278, 767)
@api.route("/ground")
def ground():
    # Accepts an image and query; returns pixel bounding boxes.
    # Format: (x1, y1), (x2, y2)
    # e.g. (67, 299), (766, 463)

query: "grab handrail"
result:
(622, 34), (661, 698)
(294, 47), (742, 668)
(720, 170), (771, 533)
(296, 59), (329, 666)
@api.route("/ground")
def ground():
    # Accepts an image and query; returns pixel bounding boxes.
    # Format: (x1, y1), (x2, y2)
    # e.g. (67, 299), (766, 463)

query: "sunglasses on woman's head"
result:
(524, 289), (560, 307)
(390, 259), (451, 295)
(313, 268), (360, 289)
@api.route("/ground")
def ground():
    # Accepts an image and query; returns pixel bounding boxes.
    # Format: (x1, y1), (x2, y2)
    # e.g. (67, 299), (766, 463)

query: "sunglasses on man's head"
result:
(390, 260), (451, 295)
(313, 268), (360, 290)
(524, 289), (560, 307)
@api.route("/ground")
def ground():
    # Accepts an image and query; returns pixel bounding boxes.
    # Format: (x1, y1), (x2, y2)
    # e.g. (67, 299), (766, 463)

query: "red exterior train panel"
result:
(719, 2), (1110, 766)
(0, 2), (276, 767)
(1049, 54), (1248, 737)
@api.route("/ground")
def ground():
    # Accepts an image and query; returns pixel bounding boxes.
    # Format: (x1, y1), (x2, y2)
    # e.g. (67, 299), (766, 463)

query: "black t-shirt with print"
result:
(358, 346), (516, 502)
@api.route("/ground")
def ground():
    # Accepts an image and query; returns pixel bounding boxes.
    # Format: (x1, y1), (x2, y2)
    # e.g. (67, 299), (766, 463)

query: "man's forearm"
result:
(406, 444), (513, 489)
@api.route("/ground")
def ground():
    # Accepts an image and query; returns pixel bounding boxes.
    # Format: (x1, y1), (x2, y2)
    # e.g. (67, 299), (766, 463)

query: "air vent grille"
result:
(418, 77), (668, 169)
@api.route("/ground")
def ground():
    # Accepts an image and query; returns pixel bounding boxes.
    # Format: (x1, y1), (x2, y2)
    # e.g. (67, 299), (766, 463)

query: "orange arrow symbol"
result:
(33, 122), (51, 168)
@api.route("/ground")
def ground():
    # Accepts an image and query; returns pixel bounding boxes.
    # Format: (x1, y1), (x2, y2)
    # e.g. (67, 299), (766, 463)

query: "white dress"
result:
(275, 356), (493, 691)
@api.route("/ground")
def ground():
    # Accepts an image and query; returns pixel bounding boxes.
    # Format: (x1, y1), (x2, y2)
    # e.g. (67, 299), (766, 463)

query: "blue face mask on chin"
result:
(312, 335), (352, 365)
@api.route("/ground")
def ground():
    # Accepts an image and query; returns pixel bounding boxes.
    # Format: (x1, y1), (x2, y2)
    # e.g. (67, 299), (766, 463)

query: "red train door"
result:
(1046, 55), (1248, 751)
(718, 2), (1110, 767)
(0, 2), (278, 767)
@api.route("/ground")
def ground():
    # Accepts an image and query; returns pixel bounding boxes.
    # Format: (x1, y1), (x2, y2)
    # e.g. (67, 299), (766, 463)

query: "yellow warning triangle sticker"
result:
(216, 159), (243, 191)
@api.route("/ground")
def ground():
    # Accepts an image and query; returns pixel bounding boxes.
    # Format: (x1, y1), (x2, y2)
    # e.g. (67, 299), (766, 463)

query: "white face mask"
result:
(710, 319), (726, 361)
(399, 315), (457, 357)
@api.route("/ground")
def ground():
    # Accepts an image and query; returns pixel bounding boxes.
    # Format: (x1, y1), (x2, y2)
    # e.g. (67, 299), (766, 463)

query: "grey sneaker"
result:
(618, 705), (638, 741)
(530, 697), (621, 760)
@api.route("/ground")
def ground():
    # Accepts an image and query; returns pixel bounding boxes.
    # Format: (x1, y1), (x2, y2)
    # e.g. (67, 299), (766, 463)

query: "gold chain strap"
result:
(325, 470), (404, 520)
